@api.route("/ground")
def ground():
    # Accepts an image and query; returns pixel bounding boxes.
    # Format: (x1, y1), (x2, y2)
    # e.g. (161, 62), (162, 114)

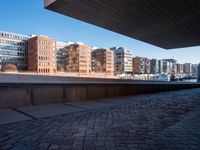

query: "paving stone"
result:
(0, 89), (200, 150)
(48, 144), (59, 150)
(0, 109), (31, 125)
(17, 104), (85, 118)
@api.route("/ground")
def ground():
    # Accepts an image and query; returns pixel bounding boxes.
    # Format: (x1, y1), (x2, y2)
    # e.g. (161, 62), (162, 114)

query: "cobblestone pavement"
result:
(0, 89), (200, 150)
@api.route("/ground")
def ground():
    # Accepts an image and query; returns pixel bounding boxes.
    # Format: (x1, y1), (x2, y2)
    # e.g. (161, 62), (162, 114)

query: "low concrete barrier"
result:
(0, 81), (200, 109)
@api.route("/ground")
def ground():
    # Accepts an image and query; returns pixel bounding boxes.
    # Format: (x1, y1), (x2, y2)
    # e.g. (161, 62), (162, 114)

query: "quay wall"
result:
(0, 81), (199, 108)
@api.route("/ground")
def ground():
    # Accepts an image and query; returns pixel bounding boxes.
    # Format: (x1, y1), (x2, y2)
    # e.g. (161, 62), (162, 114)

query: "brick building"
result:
(92, 49), (114, 74)
(132, 57), (145, 74)
(65, 43), (91, 74)
(28, 36), (56, 74)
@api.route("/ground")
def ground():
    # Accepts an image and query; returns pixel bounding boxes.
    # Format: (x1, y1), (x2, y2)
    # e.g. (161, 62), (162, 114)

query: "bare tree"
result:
(2, 64), (17, 72)
(95, 61), (104, 72)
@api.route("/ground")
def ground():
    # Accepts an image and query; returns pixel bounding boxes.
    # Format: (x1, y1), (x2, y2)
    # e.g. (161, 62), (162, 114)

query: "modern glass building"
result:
(0, 31), (30, 70)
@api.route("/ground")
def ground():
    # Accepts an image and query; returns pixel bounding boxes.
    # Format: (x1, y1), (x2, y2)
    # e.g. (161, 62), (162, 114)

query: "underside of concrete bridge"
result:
(45, 0), (200, 49)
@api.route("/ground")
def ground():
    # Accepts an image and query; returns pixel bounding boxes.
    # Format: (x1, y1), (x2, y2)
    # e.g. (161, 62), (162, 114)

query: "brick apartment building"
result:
(28, 36), (56, 74)
(132, 57), (145, 74)
(92, 49), (114, 74)
(64, 43), (91, 74)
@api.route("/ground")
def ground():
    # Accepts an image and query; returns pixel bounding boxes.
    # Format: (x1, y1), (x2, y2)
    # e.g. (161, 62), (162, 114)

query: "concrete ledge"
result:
(0, 82), (199, 108)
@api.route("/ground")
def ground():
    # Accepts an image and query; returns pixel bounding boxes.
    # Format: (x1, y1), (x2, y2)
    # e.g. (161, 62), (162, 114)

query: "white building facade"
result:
(110, 47), (133, 74)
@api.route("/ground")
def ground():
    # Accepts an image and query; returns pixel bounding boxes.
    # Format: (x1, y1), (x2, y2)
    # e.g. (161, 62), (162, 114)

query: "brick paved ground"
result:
(0, 89), (200, 150)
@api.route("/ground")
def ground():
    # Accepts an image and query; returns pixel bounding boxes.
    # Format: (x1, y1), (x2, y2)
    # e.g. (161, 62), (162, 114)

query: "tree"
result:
(57, 64), (65, 72)
(2, 64), (17, 72)
(95, 61), (104, 72)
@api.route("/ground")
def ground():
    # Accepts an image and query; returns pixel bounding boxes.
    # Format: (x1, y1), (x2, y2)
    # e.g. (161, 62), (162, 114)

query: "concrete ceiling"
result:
(45, 0), (200, 49)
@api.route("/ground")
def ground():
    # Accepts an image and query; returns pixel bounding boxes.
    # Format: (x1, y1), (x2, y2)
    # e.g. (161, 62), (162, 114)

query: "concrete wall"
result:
(0, 82), (199, 109)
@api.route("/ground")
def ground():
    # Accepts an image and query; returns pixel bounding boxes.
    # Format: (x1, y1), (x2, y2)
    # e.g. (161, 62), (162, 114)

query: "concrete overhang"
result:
(44, 0), (200, 49)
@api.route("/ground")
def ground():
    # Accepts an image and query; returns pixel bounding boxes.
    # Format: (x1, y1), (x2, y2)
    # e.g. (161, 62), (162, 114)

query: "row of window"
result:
(0, 45), (26, 51)
(0, 56), (26, 61)
(38, 51), (50, 55)
(124, 62), (132, 65)
(115, 54), (132, 58)
(38, 62), (50, 66)
(79, 65), (88, 68)
(0, 32), (29, 40)
(38, 56), (49, 60)
(0, 51), (26, 56)
(79, 60), (87, 63)
(39, 40), (53, 45)
(38, 68), (50, 73)
(0, 62), (27, 67)
(0, 39), (27, 46)
(39, 46), (52, 50)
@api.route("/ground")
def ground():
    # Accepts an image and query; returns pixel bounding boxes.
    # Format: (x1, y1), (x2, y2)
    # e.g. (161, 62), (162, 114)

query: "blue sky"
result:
(0, 0), (199, 64)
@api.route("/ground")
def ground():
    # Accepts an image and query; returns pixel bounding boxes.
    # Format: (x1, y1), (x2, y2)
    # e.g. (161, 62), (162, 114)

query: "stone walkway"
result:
(0, 89), (200, 150)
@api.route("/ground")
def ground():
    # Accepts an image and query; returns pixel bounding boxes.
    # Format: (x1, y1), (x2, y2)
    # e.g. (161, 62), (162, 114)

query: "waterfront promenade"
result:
(0, 88), (200, 150)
